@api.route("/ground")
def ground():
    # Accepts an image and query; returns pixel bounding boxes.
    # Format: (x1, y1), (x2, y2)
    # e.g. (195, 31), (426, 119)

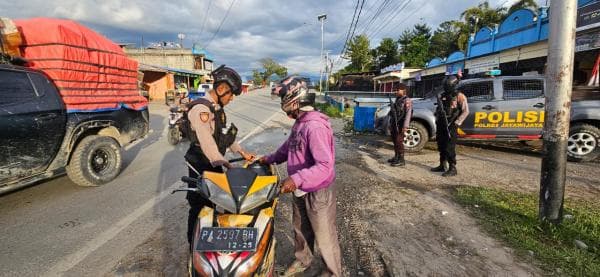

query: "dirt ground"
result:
(109, 116), (599, 276)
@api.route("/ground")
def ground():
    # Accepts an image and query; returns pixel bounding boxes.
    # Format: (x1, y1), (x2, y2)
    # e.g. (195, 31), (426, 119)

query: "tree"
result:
(399, 34), (431, 68)
(507, 0), (539, 15)
(413, 24), (432, 40)
(398, 24), (432, 67)
(344, 34), (373, 72)
(373, 38), (400, 70)
(430, 21), (461, 58)
(252, 69), (264, 86)
(456, 1), (507, 50)
(259, 58), (288, 81)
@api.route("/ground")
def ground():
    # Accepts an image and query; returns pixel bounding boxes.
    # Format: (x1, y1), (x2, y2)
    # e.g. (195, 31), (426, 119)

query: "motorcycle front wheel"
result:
(168, 126), (181, 145)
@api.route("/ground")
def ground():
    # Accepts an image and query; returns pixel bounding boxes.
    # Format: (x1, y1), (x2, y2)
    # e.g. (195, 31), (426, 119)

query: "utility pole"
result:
(318, 14), (327, 93)
(539, 0), (577, 224)
(324, 50), (330, 92)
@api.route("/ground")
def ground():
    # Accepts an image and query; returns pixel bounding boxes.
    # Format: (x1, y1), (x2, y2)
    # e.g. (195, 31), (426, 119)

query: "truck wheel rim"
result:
(91, 148), (112, 174)
(568, 132), (597, 156)
(404, 129), (421, 147)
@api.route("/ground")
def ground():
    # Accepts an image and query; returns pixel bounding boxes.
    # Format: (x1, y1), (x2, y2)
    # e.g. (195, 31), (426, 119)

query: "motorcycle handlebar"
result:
(181, 176), (198, 184)
(228, 157), (246, 163)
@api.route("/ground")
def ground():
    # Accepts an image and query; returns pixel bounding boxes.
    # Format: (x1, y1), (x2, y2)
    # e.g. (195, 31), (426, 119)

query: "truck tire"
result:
(404, 121), (429, 153)
(567, 123), (600, 162)
(66, 135), (122, 187)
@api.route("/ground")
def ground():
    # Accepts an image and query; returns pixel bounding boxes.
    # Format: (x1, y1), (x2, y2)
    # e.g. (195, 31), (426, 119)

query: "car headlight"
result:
(239, 184), (275, 214)
(205, 179), (237, 213)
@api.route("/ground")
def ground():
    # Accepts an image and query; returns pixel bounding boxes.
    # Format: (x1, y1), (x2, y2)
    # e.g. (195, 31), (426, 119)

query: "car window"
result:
(0, 70), (36, 105)
(29, 73), (53, 97)
(502, 79), (544, 100)
(202, 85), (210, 89)
(458, 81), (493, 102)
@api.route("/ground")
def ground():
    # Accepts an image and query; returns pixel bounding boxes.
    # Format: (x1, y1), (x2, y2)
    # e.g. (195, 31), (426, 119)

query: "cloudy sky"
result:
(1, 0), (544, 77)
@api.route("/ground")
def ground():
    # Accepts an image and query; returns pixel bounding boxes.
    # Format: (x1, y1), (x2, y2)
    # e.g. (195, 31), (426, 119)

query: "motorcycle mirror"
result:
(266, 184), (279, 202)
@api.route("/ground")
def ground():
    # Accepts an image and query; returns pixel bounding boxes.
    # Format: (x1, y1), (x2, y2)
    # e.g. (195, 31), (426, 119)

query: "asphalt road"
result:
(0, 88), (287, 276)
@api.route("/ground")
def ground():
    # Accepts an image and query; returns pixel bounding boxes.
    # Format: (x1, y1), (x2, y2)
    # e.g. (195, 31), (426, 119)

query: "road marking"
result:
(239, 111), (282, 143)
(45, 181), (182, 277)
(46, 109), (281, 276)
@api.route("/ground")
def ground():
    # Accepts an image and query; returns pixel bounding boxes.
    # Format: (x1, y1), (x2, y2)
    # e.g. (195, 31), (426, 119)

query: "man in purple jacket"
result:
(259, 76), (342, 277)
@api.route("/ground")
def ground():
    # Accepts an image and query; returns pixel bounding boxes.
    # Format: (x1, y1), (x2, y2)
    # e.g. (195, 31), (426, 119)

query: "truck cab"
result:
(0, 65), (66, 180)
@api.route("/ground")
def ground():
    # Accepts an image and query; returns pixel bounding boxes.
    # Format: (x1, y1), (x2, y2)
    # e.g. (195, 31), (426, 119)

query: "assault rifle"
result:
(388, 93), (399, 135)
(436, 93), (451, 140)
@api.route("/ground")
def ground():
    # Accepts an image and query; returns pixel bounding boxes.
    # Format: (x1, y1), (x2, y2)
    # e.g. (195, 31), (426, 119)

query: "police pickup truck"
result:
(375, 76), (600, 162)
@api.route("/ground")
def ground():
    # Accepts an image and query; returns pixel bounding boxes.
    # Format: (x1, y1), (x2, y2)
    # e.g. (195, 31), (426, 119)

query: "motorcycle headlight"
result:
(239, 184), (275, 214)
(205, 179), (237, 213)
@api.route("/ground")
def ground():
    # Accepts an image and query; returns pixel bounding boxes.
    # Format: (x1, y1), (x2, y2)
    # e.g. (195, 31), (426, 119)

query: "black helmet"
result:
(212, 65), (242, 95)
(443, 75), (459, 94)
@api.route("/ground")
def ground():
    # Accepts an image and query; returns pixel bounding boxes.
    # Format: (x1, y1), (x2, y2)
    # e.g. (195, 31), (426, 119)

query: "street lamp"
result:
(317, 14), (327, 93)
(177, 33), (186, 48)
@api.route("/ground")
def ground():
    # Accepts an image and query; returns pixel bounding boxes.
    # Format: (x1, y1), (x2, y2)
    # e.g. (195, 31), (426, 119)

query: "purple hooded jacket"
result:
(264, 111), (335, 192)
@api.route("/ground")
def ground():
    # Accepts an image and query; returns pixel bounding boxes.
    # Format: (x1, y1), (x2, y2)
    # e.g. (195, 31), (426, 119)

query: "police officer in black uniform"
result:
(184, 65), (254, 248)
(431, 75), (469, 176)
(387, 83), (412, 167)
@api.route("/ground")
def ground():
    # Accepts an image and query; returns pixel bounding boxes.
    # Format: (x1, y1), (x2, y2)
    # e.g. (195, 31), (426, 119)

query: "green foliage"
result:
(507, 0), (539, 16)
(454, 186), (600, 276)
(251, 69), (264, 86)
(314, 102), (354, 118)
(399, 31), (432, 68)
(254, 58), (287, 84)
(373, 38), (400, 70)
(343, 34), (373, 73)
(430, 21), (461, 58)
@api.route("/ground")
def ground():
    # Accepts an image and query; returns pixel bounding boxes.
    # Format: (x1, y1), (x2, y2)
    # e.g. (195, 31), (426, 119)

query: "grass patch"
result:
(453, 186), (600, 276)
(315, 102), (354, 118)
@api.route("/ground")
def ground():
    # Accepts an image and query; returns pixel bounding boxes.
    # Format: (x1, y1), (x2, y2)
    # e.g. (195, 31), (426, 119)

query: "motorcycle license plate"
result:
(195, 227), (258, 252)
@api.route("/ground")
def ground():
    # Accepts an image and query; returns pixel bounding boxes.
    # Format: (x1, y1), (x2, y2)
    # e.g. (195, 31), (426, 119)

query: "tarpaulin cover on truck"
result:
(14, 18), (148, 112)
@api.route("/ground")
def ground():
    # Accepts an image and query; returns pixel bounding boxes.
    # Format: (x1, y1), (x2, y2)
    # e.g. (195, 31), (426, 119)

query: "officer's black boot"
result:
(442, 164), (457, 177)
(387, 154), (398, 163)
(431, 160), (446, 172)
(391, 154), (405, 167)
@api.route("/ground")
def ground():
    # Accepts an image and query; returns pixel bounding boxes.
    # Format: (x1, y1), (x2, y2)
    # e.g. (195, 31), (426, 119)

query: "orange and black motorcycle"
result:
(175, 159), (280, 276)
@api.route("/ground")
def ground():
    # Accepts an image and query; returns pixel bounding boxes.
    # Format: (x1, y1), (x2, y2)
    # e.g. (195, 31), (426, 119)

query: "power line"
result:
(338, 0), (361, 58)
(199, 0), (213, 39)
(369, 0), (413, 40)
(204, 0), (237, 50)
(364, 0), (409, 40)
(330, 0), (385, 50)
(345, 0), (367, 54)
(356, 0), (394, 37)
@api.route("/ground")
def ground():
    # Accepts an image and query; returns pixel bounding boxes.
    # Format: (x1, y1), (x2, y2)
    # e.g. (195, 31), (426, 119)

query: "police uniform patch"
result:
(200, 112), (210, 123)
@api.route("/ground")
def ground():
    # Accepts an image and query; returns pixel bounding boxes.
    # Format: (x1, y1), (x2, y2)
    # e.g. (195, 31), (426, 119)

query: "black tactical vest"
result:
(390, 96), (409, 126)
(439, 94), (462, 123)
(185, 98), (237, 159)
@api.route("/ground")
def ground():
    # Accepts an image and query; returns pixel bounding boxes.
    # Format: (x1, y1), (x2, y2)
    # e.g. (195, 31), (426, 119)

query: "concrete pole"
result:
(318, 14), (326, 93)
(539, 0), (577, 224)
(324, 50), (330, 92)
